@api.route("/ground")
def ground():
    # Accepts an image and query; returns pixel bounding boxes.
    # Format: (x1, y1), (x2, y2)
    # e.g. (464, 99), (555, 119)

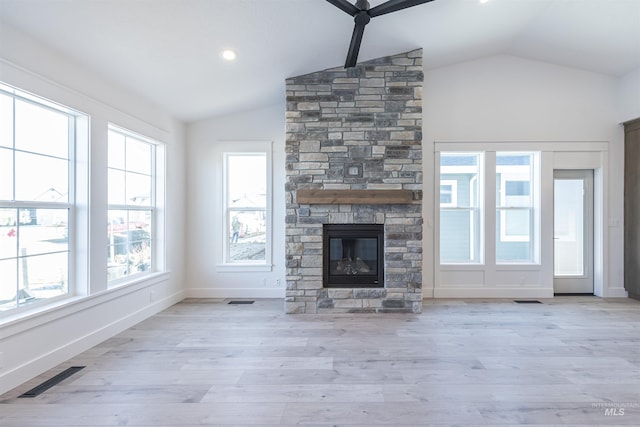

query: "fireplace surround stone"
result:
(285, 49), (423, 314)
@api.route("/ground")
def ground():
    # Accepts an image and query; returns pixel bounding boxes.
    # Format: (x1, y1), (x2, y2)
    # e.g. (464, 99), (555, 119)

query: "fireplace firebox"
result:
(323, 224), (384, 288)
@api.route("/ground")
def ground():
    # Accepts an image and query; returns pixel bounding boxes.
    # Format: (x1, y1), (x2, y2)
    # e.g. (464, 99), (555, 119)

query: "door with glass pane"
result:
(553, 170), (593, 294)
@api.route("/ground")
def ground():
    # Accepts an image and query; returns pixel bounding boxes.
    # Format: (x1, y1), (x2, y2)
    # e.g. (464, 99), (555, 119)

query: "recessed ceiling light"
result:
(221, 49), (237, 61)
(480, 0), (490, 3)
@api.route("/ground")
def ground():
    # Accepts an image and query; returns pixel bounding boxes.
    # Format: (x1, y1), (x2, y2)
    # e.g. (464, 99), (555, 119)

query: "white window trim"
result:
(215, 141), (273, 272)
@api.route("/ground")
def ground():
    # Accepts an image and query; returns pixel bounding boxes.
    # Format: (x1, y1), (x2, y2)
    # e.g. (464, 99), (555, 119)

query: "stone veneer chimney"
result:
(285, 49), (423, 314)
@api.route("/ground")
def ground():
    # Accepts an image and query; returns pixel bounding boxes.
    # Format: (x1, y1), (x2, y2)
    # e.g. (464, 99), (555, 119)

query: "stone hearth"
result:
(285, 49), (423, 314)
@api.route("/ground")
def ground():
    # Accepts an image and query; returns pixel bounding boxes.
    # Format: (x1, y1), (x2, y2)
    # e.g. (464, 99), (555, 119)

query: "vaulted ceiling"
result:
(1, 0), (639, 122)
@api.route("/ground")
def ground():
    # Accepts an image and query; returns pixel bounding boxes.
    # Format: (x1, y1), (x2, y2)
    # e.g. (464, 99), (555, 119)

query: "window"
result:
(220, 144), (271, 269)
(107, 126), (159, 283)
(0, 83), (85, 312)
(439, 153), (482, 263)
(496, 152), (535, 262)
(439, 180), (458, 207)
(439, 150), (540, 266)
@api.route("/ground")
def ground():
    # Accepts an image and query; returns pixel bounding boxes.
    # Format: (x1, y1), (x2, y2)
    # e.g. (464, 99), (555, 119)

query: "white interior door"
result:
(553, 170), (594, 294)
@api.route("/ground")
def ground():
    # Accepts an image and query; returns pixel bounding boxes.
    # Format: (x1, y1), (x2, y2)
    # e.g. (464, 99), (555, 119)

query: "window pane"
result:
(108, 130), (154, 208)
(0, 147), (13, 200)
(0, 93), (13, 149)
(0, 258), (18, 311)
(227, 154), (266, 208)
(496, 152), (535, 263)
(440, 208), (479, 263)
(440, 153), (480, 264)
(108, 127), (158, 283)
(228, 210), (266, 262)
(126, 137), (151, 174)
(17, 208), (68, 257)
(440, 186), (452, 204)
(439, 180), (458, 207)
(108, 209), (152, 281)
(554, 179), (584, 275)
(107, 209), (151, 238)
(506, 181), (529, 196)
(128, 210), (152, 232)
(440, 153), (478, 208)
(0, 208), (17, 260)
(1, 84), (79, 314)
(15, 99), (69, 159)
(496, 153), (532, 207)
(126, 172), (151, 206)
(15, 152), (68, 202)
(496, 209), (532, 262)
(17, 252), (68, 307)
(108, 169), (126, 205)
(108, 130), (125, 170)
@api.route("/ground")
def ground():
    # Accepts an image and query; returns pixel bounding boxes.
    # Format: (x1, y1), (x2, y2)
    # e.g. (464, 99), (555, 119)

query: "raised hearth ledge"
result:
(296, 189), (420, 205)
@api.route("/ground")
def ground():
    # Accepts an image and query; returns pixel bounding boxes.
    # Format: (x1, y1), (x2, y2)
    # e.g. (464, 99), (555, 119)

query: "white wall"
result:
(0, 24), (187, 394)
(184, 55), (628, 301)
(422, 55), (625, 298)
(617, 66), (640, 123)
(186, 105), (286, 298)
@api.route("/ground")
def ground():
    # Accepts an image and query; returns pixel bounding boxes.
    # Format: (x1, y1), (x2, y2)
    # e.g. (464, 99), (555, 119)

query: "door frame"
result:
(553, 169), (594, 294)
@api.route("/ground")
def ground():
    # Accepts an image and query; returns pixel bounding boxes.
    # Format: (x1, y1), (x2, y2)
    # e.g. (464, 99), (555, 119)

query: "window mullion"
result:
(12, 95), (16, 202)
(0, 201), (71, 209)
(484, 151), (496, 267)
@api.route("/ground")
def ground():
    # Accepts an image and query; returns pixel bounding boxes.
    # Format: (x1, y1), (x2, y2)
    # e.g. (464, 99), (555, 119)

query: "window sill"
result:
(440, 264), (541, 270)
(495, 263), (541, 269)
(0, 271), (170, 339)
(216, 263), (273, 273)
(107, 271), (163, 289)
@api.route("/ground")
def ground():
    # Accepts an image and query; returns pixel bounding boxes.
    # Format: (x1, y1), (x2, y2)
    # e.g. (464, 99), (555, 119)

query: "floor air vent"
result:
(228, 300), (255, 305)
(514, 300), (543, 304)
(19, 366), (85, 398)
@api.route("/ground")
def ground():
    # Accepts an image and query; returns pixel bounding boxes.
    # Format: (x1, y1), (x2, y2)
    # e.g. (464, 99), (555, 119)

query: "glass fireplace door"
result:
(323, 224), (384, 288)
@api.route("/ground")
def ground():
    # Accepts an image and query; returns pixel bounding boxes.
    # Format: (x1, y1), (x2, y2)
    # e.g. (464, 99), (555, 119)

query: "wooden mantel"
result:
(296, 189), (418, 205)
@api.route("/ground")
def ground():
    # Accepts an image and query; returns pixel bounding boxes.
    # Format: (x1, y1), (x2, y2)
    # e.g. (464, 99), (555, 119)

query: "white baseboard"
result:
(0, 290), (184, 395)
(603, 288), (629, 298)
(184, 287), (285, 299)
(431, 287), (555, 299)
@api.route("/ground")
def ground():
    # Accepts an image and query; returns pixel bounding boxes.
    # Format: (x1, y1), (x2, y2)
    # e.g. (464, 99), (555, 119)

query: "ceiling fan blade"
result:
(368, 0), (434, 17)
(326, 0), (360, 16)
(345, 19), (367, 68)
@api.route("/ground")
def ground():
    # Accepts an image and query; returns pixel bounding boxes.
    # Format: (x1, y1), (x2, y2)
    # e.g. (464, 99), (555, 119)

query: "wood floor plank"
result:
(1, 297), (640, 425)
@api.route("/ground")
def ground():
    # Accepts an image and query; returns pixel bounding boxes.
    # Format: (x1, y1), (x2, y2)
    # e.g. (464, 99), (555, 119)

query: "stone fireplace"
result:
(285, 49), (423, 314)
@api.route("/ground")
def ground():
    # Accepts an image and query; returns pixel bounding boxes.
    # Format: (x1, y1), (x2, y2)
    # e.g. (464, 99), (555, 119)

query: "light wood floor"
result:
(2, 297), (640, 426)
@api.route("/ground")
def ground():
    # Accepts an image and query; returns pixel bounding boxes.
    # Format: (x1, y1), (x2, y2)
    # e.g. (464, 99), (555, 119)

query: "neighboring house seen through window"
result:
(439, 180), (458, 207)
